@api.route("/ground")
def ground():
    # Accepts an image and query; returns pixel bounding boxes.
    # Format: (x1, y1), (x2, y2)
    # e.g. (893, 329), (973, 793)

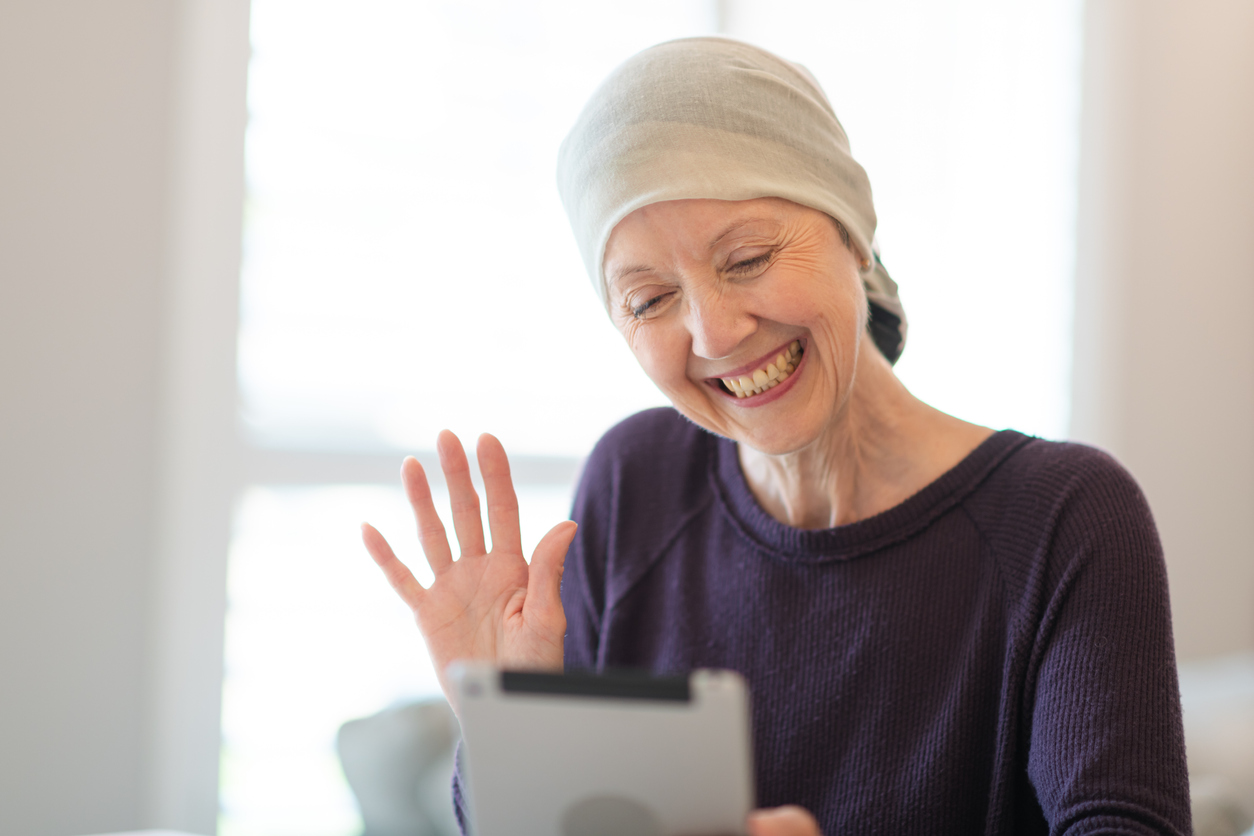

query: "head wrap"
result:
(556, 36), (907, 363)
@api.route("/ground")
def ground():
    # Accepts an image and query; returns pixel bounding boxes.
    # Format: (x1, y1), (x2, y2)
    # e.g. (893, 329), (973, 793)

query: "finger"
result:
(477, 433), (522, 556)
(361, 523), (426, 609)
(401, 455), (453, 574)
(437, 430), (487, 557)
(745, 806), (822, 836)
(525, 520), (577, 619)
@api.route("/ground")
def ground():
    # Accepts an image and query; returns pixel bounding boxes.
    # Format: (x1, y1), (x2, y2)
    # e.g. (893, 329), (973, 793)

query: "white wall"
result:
(0, 2), (247, 834)
(0, 3), (173, 833)
(1072, 0), (1254, 660)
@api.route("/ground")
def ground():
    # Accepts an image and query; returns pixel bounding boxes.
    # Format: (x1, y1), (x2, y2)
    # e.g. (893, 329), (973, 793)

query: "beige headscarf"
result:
(556, 36), (907, 363)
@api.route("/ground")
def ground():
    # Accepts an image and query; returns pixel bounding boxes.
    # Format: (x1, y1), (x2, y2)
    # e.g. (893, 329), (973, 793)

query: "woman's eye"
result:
(728, 252), (772, 273)
(631, 293), (671, 319)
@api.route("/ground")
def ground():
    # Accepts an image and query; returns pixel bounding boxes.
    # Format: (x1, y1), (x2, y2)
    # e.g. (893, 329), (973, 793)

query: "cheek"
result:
(624, 325), (692, 392)
(767, 275), (864, 367)
(817, 297), (865, 367)
(765, 276), (861, 334)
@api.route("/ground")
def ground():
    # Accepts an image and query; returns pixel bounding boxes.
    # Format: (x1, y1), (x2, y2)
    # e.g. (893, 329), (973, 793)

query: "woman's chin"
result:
(665, 390), (826, 455)
(697, 408), (823, 456)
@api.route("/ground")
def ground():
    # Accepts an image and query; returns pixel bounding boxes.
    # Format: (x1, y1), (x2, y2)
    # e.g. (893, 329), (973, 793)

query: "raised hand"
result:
(361, 430), (577, 711)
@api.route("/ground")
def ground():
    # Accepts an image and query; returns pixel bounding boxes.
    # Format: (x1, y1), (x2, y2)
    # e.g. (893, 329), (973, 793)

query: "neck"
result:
(737, 334), (993, 529)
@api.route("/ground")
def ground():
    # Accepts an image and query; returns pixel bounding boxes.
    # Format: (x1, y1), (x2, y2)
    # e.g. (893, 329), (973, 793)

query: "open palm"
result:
(361, 430), (576, 709)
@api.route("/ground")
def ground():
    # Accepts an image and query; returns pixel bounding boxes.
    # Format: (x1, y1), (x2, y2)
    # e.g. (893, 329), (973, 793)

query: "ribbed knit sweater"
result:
(546, 407), (1191, 835)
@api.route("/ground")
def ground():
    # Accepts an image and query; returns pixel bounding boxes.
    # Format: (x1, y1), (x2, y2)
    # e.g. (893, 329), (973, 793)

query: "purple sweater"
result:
(550, 408), (1190, 835)
(451, 408), (1190, 833)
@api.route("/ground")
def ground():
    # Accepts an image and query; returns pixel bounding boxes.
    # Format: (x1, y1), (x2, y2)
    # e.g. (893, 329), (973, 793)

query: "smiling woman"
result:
(361, 37), (1192, 836)
(603, 196), (988, 529)
(605, 201), (868, 450)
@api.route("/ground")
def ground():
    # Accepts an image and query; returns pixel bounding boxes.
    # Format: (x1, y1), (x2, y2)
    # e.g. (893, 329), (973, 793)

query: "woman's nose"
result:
(686, 289), (756, 360)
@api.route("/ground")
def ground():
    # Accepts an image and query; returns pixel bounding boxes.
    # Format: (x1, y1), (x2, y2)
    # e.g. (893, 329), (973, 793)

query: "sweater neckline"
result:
(710, 429), (1032, 563)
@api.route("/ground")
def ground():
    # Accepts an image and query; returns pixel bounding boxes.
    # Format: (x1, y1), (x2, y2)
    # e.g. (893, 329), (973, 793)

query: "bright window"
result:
(221, 2), (1081, 833)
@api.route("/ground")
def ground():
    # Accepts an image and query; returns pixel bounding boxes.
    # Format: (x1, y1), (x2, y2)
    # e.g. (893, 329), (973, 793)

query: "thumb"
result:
(746, 806), (822, 836)
(525, 520), (577, 618)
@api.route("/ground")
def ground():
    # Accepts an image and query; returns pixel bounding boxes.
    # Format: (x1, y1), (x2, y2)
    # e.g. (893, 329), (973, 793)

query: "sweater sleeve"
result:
(1024, 453), (1192, 835)
(451, 740), (472, 835)
(561, 436), (613, 672)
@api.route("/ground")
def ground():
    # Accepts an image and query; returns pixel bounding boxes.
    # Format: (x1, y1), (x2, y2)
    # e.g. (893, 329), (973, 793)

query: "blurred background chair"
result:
(337, 699), (461, 836)
(1181, 654), (1254, 836)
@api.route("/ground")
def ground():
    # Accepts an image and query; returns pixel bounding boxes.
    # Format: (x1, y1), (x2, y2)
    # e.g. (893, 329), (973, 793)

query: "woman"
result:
(362, 38), (1190, 835)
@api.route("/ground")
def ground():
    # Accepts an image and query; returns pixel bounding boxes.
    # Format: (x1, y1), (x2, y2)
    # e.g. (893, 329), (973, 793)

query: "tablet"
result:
(450, 663), (755, 836)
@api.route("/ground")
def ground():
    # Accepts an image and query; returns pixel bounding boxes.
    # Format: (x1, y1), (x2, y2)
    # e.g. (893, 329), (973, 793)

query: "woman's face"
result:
(604, 196), (868, 455)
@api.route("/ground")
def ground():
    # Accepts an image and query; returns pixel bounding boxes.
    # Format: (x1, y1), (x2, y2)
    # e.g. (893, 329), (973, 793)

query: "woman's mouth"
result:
(717, 340), (803, 398)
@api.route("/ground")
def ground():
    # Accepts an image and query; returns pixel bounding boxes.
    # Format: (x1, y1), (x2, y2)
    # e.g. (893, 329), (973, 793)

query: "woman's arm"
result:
(560, 448), (612, 672)
(1026, 457), (1191, 835)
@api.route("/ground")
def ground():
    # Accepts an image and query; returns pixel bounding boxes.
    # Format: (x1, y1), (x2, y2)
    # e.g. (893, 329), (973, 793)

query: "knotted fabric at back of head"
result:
(556, 36), (907, 363)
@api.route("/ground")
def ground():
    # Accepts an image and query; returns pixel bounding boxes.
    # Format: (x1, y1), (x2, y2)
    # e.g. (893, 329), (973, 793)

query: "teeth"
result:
(720, 341), (803, 398)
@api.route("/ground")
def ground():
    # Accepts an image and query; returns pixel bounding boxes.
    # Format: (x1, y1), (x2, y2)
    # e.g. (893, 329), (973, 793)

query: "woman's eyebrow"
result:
(609, 263), (654, 285)
(707, 217), (776, 249)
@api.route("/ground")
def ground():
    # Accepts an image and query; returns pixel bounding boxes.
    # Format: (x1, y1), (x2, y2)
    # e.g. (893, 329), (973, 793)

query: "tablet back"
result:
(451, 664), (754, 836)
